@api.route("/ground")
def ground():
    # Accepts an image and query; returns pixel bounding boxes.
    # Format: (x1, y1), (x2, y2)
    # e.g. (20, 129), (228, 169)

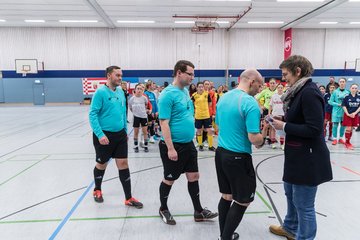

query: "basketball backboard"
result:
(15, 59), (38, 76)
(355, 58), (360, 72)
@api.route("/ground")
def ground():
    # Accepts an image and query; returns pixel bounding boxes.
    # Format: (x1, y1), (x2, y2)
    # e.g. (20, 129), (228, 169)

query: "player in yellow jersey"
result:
(191, 82), (216, 151)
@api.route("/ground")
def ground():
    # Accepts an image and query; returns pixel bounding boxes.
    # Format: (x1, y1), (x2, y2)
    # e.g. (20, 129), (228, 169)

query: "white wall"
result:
(0, 27), (359, 70)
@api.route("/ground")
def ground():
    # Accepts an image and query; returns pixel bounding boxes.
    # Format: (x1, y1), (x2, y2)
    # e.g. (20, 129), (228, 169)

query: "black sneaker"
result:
(159, 208), (176, 225)
(218, 232), (239, 240)
(93, 190), (104, 203)
(134, 147), (139, 153)
(232, 232), (239, 240)
(194, 208), (218, 222)
(144, 147), (149, 152)
(199, 145), (204, 151)
(208, 146), (216, 152)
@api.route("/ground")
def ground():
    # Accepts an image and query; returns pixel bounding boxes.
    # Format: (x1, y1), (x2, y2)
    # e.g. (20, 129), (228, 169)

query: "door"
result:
(33, 83), (45, 105)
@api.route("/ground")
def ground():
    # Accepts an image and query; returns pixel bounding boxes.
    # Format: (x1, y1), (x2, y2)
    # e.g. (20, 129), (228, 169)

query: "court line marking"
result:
(256, 191), (272, 212)
(0, 155), (273, 221)
(49, 127), (134, 239)
(0, 155), (49, 187)
(0, 121), (86, 160)
(331, 160), (360, 176)
(341, 166), (360, 176)
(48, 181), (94, 240)
(0, 211), (272, 225)
(264, 186), (283, 226)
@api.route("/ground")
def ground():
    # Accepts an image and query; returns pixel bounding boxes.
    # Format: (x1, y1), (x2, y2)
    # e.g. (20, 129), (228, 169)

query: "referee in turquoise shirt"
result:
(215, 69), (265, 240)
(89, 66), (143, 209)
(157, 60), (218, 225)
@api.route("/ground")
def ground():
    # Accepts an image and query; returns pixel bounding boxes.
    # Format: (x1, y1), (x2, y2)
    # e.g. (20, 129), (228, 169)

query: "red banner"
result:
(284, 28), (292, 60)
(82, 78), (107, 95)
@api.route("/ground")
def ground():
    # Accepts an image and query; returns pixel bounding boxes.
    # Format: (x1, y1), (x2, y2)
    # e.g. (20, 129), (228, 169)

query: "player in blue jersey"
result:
(323, 84), (335, 141)
(342, 83), (360, 150)
(329, 78), (350, 145)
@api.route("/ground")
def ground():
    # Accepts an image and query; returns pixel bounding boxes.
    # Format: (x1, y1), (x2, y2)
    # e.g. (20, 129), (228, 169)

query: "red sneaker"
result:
(339, 139), (345, 144)
(93, 190), (104, 203)
(332, 140), (338, 145)
(345, 143), (354, 150)
(125, 197), (143, 209)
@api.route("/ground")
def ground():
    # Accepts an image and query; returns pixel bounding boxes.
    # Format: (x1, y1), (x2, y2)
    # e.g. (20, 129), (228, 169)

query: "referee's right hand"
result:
(168, 148), (178, 161)
(99, 136), (110, 145)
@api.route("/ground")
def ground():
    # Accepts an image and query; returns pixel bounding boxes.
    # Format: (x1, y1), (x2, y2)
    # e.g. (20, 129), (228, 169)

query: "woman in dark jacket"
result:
(269, 55), (333, 240)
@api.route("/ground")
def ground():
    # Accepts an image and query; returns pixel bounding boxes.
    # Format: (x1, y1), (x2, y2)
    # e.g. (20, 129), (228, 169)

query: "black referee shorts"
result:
(215, 147), (256, 203)
(93, 129), (128, 164)
(159, 140), (198, 181)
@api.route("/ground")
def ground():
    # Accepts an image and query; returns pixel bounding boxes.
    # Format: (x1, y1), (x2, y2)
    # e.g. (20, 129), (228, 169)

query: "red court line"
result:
(331, 160), (360, 176)
(341, 166), (360, 176)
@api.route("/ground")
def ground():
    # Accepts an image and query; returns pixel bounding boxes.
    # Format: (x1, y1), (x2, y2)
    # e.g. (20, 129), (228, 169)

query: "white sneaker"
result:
(271, 144), (276, 149)
(149, 136), (155, 144)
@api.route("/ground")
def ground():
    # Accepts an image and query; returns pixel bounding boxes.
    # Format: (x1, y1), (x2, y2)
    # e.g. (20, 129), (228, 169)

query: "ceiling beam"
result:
(85, 0), (115, 28)
(227, 3), (252, 31)
(280, 0), (348, 30)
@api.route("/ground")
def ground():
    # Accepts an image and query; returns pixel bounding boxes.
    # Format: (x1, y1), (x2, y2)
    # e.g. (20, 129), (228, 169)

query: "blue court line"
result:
(48, 181), (94, 240)
(48, 127), (133, 239)
(128, 128), (134, 136)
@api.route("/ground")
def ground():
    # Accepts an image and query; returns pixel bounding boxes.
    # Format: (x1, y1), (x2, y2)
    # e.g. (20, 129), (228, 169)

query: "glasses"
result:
(183, 71), (195, 77)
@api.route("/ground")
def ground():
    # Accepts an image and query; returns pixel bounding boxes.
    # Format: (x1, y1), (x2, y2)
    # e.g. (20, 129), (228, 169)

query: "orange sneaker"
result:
(332, 139), (338, 145)
(93, 190), (104, 203)
(339, 139), (345, 144)
(125, 197), (143, 209)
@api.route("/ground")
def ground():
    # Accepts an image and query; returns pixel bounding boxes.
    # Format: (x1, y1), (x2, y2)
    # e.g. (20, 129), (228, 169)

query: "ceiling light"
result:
(0, 19), (6, 22)
(248, 21), (284, 24)
(202, 0), (251, 1)
(349, 22), (360, 24)
(216, 21), (230, 24)
(349, 0), (360, 2)
(59, 20), (98, 23)
(25, 20), (45, 23)
(182, 0), (250, 1)
(117, 20), (155, 23)
(174, 21), (195, 24)
(277, 0), (324, 2)
(319, 21), (338, 24)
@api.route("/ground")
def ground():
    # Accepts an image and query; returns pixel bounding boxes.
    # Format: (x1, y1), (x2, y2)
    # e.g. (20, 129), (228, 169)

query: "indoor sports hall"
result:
(0, 1), (360, 240)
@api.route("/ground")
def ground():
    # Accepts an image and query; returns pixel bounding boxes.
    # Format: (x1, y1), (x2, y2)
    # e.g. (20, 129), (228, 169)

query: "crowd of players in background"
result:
(121, 76), (360, 152)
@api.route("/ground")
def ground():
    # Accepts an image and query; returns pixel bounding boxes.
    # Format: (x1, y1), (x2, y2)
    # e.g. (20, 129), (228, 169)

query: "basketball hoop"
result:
(22, 70), (29, 77)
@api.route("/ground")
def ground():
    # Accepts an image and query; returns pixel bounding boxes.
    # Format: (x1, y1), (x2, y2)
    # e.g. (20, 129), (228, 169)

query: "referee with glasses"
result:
(157, 60), (218, 225)
(89, 66), (143, 209)
(215, 69), (265, 240)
